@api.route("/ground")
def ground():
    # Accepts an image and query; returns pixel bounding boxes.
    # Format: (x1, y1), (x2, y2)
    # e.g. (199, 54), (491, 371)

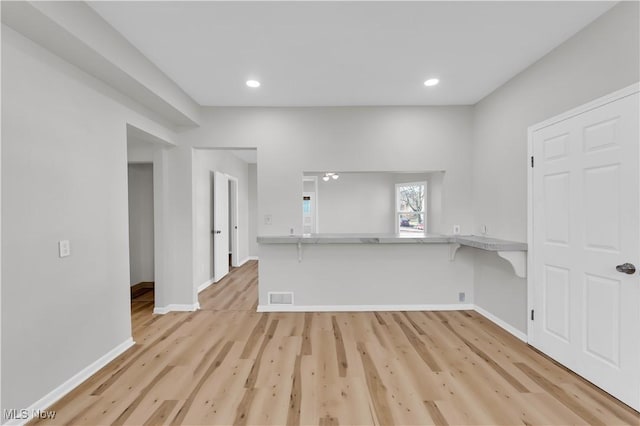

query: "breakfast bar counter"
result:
(258, 233), (527, 251)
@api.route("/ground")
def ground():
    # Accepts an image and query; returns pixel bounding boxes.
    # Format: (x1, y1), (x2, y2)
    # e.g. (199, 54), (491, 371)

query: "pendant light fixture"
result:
(322, 172), (339, 181)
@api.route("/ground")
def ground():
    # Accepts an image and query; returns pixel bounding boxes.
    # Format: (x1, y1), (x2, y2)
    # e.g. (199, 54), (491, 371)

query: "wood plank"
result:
(515, 362), (606, 425)
(301, 312), (313, 355)
(392, 313), (441, 372)
(424, 400), (448, 426)
(111, 365), (174, 425)
(244, 319), (279, 388)
(142, 400), (178, 426)
(286, 355), (302, 426)
(171, 340), (235, 425)
(331, 316), (348, 378)
(442, 320), (530, 393)
(356, 341), (395, 426)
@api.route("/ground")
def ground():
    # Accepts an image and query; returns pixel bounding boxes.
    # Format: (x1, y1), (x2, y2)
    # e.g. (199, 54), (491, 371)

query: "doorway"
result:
(302, 176), (318, 234)
(127, 162), (155, 318)
(229, 176), (240, 267)
(211, 171), (239, 282)
(528, 85), (639, 410)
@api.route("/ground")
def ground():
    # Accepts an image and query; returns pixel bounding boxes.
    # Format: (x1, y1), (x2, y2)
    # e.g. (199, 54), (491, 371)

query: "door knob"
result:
(616, 263), (636, 274)
(215, 230), (222, 234)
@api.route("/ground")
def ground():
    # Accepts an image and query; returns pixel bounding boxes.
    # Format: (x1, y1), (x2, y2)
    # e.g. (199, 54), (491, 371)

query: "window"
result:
(396, 181), (426, 235)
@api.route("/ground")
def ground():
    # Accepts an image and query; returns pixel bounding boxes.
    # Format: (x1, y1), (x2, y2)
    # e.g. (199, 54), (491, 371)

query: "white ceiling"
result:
(90, 1), (614, 107)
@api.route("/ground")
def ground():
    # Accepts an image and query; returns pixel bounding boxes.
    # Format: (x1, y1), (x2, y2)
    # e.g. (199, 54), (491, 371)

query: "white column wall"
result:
(248, 164), (259, 258)
(1, 26), (177, 416)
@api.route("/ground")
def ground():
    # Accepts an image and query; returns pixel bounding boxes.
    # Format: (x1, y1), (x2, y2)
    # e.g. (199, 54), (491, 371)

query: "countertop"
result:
(257, 233), (527, 251)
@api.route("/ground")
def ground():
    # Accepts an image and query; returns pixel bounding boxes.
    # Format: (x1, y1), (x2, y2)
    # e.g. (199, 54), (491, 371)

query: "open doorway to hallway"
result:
(127, 162), (155, 316)
(194, 148), (258, 306)
(126, 124), (174, 314)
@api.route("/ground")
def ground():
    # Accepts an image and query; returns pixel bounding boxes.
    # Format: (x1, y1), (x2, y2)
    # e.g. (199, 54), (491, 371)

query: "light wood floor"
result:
(34, 260), (639, 425)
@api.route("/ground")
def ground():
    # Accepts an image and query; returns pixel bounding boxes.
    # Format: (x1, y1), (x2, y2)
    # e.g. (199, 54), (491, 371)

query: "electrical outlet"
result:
(290, 228), (294, 235)
(453, 225), (461, 235)
(480, 224), (488, 235)
(458, 292), (466, 302)
(264, 214), (272, 225)
(58, 240), (71, 258)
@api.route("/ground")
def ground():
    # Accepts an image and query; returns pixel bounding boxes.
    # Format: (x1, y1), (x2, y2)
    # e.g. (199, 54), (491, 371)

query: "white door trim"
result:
(227, 174), (240, 267)
(528, 83), (640, 134)
(302, 176), (319, 233)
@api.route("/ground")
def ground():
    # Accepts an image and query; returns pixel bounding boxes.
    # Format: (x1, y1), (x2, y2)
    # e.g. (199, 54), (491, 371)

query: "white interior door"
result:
(213, 171), (229, 282)
(531, 89), (639, 410)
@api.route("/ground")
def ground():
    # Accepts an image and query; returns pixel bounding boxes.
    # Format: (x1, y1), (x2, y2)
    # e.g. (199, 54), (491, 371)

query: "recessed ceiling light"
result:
(424, 78), (439, 87)
(246, 80), (261, 88)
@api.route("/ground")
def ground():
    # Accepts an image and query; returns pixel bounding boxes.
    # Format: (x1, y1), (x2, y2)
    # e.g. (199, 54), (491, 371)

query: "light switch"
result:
(264, 214), (272, 225)
(58, 240), (71, 258)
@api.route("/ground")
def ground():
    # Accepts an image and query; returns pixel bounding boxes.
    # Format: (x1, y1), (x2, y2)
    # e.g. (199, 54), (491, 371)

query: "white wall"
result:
(177, 106), (475, 308)
(260, 244), (474, 309)
(1, 25), (176, 417)
(127, 163), (154, 286)
(307, 172), (441, 234)
(248, 163), (259, 258)
(472, 2), (640, 333)
(313, 172), (395, 234)
(181, 106), (474, 237)
(193, 149), (250, 288)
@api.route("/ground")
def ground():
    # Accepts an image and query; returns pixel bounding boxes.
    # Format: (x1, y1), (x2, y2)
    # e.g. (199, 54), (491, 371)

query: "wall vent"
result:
(268, 292), (294, 305)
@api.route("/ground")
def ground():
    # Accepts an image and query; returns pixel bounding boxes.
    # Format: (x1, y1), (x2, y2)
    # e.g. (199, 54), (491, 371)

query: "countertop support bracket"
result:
(497, 251), (527, 278)
(449, 243), (461, 261)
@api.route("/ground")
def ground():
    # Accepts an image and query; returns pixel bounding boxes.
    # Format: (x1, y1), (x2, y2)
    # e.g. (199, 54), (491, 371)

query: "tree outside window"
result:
(396, 182), (426, 235)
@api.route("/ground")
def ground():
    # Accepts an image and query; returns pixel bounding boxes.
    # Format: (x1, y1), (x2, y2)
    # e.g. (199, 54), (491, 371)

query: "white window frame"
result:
(395, 181), (427, 235)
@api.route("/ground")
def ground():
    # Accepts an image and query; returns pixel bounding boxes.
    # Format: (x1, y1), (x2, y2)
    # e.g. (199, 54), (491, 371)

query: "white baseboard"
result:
(3, 337), (135, 426)
(247, 256), (259, 260)
(153, 303), (200, 315)
(197, 278), (216, 294)
(257, 303), (474, 313)
(474, 305), (528, 342)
